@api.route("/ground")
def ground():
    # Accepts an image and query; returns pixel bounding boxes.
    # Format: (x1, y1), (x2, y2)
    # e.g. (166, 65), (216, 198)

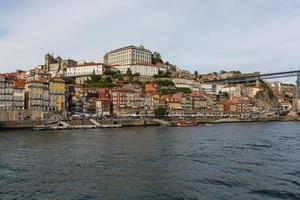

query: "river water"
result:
(0, 122), (300, 200)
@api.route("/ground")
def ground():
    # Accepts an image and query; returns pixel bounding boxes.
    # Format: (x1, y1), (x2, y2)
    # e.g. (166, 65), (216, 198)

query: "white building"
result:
(104, 45), (152, 65)
(200, 84), (215, 95)
(13, 87), (25, 110)
(172, 78), (201, 91)
(219, 85), (243, 96)
(0, 75), (14, 110)
(113, 64), (159, 76)
(65, 63), (104, 77)
(26, 73), (51, 82)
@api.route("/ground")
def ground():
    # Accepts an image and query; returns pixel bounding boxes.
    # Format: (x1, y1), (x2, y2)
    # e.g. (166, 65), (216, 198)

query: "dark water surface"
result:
(1, 122), (300, 200)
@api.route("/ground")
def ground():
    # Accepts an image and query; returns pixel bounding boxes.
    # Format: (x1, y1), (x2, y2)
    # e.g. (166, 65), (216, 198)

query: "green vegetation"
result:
(160, 88), (177, 95)
(152, 51), (164, 64)
(156, 79), (174, 87)
(160, 87), (191, 95)
(260, 81), (274, 99)
(102, 67), (141, 85)
(154, 106), (167, 117)
(218, 91), (229, 98)
(104, 68), (124, 81)
(153, 70), (172, 78)
(83, 73), (114, 88)
(103, 68), (114, 76)
(194, 71), (198, 79)
(255, 80), (274, 100)
(232, 71), (242, 77)
(125, 68), (140, 83)
(177, 87), (192, 94)
(132, 79), (143, 85)
(126, 68), (132, 76)
(64, 77), (75, 84)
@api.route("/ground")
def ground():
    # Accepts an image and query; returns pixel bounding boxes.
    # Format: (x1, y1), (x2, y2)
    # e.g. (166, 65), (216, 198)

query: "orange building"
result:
(144, 82), (157, 93)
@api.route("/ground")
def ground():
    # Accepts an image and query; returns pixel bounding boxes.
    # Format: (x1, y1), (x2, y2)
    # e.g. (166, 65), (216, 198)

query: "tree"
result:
(90, 70), (102, 82)
(105, 76), (112, 83)
(154, 106), (167, 118)
(153, 52), (161, 59)
(118, 74), (124, 81)
(219, 91), (229, 98)
(64, 77), (75, 84)
(152, 51), (163, 64)
(160, 88), (177, 95)
(194, 71), (198, 79)
(220, 70), (226, 74)
(156, 80), (174, 87)
(178, 87), (192, 94)
(126, 68), (132, 76)
(103, 68), (114, 76)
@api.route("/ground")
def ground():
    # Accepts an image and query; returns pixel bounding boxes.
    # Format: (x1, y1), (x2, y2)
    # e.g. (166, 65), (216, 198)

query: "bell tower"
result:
(44, 53), (52, 71)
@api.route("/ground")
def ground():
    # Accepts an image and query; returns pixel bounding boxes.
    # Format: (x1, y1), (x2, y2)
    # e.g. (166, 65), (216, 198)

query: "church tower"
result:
(44, 53), (52, 71)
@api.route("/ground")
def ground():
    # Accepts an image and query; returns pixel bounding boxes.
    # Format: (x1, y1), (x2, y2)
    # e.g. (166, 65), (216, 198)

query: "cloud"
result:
(0, 0), (300, 78)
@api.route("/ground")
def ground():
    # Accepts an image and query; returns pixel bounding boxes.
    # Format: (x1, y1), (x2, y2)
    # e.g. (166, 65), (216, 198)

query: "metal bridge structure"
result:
(204, 70), (300, 98)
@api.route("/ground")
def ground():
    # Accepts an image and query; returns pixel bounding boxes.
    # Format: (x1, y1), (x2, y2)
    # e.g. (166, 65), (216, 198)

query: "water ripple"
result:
(0, 122), (299, 199)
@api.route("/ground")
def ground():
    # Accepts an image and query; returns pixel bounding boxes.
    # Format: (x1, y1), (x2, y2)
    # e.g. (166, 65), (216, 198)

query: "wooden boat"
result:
(176, 120), (197, 127)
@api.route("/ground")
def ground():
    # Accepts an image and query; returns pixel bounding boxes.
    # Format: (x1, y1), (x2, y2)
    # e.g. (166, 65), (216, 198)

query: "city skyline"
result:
(1, 0), (300, 74)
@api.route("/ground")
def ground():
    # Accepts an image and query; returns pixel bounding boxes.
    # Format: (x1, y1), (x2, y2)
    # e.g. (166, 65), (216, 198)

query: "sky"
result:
(1, 0), (300, 75)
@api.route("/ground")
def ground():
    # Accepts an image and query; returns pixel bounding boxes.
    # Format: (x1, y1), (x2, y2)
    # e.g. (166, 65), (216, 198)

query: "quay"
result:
(1, 115), (300, 131)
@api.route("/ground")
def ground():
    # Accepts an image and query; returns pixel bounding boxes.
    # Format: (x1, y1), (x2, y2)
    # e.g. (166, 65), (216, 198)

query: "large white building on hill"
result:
(172, 78), (201, 91)
(104, 45), (152, 65)
(103, 45), (159, 76)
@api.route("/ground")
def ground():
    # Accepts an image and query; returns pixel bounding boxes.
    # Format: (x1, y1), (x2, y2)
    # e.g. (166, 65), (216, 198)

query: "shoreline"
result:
(0, 116), (299, 131)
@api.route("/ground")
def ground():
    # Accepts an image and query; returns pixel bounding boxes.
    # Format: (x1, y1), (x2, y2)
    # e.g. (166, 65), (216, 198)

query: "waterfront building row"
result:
(25, 78), (65, 112)
(65, 83), (262, 118)
(0, 74), (65, 112)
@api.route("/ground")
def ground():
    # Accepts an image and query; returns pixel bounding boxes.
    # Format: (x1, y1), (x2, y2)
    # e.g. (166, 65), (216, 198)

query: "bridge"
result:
(204, 70), (300, 97)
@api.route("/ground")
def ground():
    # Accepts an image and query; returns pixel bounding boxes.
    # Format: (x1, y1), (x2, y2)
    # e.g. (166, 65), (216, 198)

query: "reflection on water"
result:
(0, 122), (300, 199)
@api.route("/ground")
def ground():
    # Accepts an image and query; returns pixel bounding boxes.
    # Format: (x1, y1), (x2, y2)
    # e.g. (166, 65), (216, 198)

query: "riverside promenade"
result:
(1, 115), (300, 130)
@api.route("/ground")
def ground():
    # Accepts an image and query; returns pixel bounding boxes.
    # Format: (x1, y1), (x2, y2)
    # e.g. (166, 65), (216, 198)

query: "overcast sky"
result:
(1, 0), (300, 74)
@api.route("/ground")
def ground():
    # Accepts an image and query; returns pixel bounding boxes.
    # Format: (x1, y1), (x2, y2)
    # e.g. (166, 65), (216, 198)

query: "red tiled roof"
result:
(190, 91), (205, 97)
(26, 79), (48, 84)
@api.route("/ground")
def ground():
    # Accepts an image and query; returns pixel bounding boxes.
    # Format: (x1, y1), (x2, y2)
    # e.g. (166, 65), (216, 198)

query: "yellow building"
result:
(49, 78), (65, 112)
(166, 97), (183, 110)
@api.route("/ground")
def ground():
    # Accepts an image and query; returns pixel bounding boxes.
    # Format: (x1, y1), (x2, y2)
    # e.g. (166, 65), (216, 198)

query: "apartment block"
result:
(0, 74), (14, 110)
(13, 80), (26, 110)
(25, 80), (50, 111)
(49, 78), (66, 112)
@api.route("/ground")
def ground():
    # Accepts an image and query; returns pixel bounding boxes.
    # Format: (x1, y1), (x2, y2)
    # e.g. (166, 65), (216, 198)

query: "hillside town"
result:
(1, 45), (300, 128)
